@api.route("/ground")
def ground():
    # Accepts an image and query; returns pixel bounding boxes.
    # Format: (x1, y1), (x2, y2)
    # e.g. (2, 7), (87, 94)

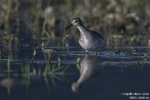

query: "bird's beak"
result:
(65, 24), (73, 30)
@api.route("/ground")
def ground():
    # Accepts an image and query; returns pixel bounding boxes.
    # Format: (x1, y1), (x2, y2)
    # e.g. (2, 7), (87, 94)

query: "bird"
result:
(65, 17), (104, 54)
(72, 55), (103, 92)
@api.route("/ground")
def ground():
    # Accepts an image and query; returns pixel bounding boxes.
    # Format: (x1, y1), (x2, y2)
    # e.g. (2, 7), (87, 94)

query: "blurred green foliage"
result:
(0, 0), (150, 38)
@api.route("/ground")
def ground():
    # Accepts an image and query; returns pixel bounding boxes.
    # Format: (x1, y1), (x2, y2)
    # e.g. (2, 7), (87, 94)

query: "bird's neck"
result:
(77, 25), (87, 36)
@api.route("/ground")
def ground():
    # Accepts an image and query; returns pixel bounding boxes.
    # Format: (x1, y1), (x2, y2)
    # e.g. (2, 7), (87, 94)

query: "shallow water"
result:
(0, 34), (150, 100)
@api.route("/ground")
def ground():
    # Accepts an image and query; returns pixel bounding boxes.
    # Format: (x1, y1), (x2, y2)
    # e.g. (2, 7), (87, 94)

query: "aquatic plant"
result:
(74, 57), (82, 69)
(141, 53), (148, 70)
(41, 0), (51, 39)
(57, 56), (61, 67)
(120, 60), (124, 73)
(32, 48), (37, 61)
(131, 33), (146, 46)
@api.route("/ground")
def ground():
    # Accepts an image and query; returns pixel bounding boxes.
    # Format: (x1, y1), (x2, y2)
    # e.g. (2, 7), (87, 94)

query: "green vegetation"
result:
(0, 0), (149, 39)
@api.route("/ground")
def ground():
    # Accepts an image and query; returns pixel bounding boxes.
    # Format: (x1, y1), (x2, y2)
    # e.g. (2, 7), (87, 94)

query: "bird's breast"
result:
(79, 34), (104, 50)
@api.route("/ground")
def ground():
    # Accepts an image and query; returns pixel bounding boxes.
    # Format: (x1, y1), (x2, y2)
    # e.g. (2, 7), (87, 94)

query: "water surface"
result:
(0, 33), (150, 100)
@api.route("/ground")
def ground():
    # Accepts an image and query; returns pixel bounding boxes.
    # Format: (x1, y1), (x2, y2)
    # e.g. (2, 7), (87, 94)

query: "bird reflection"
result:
(72, 55), (104, 93)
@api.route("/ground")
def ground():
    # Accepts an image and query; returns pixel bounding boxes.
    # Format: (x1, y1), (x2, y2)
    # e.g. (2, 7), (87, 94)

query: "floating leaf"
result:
(43, 49), (54, 53)
(0, 78), (16, 88)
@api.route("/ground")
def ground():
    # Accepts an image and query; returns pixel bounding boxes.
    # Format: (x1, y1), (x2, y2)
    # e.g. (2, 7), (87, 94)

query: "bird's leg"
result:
(96, 52), (97, 55)
(85, 50), (89, 55)
(96, 50), (99, 55)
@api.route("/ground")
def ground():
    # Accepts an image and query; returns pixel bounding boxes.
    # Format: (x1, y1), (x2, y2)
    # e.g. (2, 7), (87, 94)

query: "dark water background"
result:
(0, 33), (150, 100)
(0, 0), (150, 100)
